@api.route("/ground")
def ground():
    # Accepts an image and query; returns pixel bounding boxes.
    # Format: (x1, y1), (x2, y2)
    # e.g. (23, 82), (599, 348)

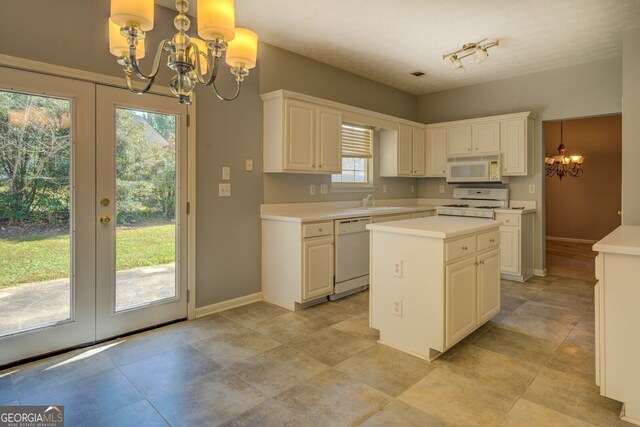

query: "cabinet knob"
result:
(462, 246), (468, 250)
(468, 148), (471, 151)
(319, 228), (323, 232)
(489, 238), (495, 243)
(312, 164), (316, 168)
(479, 261), (485, 265)
(318, 165), (322, 168)
(474, 261), (479, 266)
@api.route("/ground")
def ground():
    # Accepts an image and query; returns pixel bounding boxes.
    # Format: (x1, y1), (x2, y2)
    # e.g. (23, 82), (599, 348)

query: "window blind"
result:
(341, 123), (373, 158)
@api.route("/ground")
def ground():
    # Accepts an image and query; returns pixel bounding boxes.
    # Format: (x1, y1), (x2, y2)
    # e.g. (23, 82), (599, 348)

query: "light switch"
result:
(222, 167), (230, 180)
(219, 183), (231, 197)
(529, 184), (535, 194)
(245, 159), (253, 172)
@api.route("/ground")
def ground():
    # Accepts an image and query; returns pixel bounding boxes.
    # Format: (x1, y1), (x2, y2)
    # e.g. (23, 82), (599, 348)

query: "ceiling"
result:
(155, 0), (640, 95)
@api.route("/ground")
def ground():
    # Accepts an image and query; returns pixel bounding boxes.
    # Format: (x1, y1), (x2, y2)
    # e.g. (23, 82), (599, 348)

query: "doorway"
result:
(543, 115), (622, 280)
(0, 68), (189, 365)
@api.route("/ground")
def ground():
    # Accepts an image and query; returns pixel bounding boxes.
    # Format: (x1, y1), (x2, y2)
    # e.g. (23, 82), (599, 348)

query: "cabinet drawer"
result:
(303, 221), (332, 238)
(495, 213), (520, 227)
(445, 236), (476, 262)
(477, 230), (500, 251)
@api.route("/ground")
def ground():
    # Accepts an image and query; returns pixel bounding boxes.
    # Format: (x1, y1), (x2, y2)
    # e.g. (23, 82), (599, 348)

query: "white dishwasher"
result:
(331, 217), (372, 300)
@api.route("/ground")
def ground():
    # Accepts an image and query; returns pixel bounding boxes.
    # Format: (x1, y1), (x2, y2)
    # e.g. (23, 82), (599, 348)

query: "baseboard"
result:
(546, 236), (598, 244)
(534, 268), (547, 277)
(195, 292), (263, 318)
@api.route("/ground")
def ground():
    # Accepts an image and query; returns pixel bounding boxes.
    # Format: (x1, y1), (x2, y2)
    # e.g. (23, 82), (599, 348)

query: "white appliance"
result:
(436, 187), (509, 219)
(331, 217), (371, 300)
(446, 154), (506, 183)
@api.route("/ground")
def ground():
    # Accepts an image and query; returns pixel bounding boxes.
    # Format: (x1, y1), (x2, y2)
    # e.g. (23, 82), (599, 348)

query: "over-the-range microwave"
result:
(446, 154), (508, 183)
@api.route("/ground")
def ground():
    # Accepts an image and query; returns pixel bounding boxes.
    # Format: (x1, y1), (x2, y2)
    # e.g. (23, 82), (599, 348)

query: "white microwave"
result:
(446, 155), (506, 183)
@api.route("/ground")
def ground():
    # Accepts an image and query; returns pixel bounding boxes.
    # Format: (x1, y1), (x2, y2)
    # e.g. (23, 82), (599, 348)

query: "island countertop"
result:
(366, 215), (500, 239)
(593, 225), (640, 256)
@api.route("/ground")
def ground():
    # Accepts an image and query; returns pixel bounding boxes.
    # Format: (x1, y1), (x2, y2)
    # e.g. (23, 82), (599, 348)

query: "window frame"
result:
(331, 123), (374, 189)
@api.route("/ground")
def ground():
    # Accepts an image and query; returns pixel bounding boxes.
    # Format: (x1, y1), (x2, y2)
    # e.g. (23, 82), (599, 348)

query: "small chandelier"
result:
(545, 121), (584, 180)
(108, 0), (258, 104)
(443, 39), (499, 73)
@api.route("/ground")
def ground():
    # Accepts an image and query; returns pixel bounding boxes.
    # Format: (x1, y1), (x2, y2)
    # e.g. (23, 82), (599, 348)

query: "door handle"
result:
(100, 198), (110, 207)
(617, 211), (622, 216)
(100, 216), (111, 224)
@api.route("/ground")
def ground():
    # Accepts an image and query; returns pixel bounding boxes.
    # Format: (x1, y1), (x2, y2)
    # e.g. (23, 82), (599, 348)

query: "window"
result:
(332, 123), (373, 187)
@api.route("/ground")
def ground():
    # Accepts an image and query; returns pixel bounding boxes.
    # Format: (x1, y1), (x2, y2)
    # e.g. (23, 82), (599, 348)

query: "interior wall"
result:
(417, 58), (623, 272)
(544, 116), (622, 241)
(622, 28), (640, 225)
(259, 43), (419, 203)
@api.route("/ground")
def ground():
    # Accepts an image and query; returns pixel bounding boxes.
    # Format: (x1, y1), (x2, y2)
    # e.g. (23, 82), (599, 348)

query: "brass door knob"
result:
(618, 211), (622, 216)
(100, 216), (111, 224)
(100, 198), (110, 207)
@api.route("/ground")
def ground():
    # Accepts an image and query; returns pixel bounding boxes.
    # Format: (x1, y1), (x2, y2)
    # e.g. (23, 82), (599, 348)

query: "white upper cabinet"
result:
(263, 92), (342, 174)
(426, 127), (447, 177)
(427, 112), (535, 176)
(501, 117), (533, 176)
(380, 124), (427, 177)
(472, 121), (500, 154)
(447, 125), (472, 156)
(315, 106), (342, 172)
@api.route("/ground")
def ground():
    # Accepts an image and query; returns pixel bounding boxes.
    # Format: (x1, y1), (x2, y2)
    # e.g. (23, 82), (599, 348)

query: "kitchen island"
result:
(593, 226), (640, 425)
(367, 216), (501, 361)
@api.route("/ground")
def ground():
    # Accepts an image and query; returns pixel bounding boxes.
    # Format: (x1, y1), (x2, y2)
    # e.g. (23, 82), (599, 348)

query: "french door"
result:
(95, 86), (188, 340)
(0, 68), (188, 365)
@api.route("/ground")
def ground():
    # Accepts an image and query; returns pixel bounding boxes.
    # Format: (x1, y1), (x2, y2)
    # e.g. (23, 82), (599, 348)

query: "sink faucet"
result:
(362, 194), (375, 207)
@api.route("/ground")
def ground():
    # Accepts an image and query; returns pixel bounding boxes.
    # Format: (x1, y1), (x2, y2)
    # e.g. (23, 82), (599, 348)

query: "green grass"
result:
(0, 224), (175, 289)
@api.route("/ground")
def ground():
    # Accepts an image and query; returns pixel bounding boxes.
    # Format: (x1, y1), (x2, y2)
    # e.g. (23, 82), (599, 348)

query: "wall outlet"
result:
(383, 184), (388, 194)
(393, 260), (403, 277)
(309, 184), (316, 195)
(218, 183), (231, 197)
(411, 184), (415, 193)
(393, 299), (403, 317)
(529, 184), (535, 194)
(245, 159), (253, 172)
(439, 185), (445, 194)
(320, 183), (328, 194)
(222, 166), (230, 180)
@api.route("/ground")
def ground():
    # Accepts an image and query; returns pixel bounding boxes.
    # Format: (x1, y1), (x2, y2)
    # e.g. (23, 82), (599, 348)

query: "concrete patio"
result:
(0, 263), (176, 336)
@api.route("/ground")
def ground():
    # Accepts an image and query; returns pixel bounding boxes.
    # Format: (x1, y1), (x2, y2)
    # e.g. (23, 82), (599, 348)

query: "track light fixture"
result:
(443, 39), (499, 73)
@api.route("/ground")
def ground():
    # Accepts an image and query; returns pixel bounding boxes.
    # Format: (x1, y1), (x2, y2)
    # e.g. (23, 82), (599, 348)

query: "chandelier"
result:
(545, 121), (584, 180)
(108, 0), (258, 104)
(443, 39), (499, 73)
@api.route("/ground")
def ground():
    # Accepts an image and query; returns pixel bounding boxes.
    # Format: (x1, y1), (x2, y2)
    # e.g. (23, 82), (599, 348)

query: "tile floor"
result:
(0, 275), (634, 426)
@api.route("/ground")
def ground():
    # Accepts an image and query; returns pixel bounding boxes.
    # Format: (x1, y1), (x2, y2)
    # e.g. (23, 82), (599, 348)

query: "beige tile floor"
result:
(0, 275), (634, 426)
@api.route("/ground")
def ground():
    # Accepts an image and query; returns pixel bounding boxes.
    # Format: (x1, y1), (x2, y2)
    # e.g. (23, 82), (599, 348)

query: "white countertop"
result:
(261, 203), (437, 223)
(593, 225), (640, 256)
(367, 216), (501, 239)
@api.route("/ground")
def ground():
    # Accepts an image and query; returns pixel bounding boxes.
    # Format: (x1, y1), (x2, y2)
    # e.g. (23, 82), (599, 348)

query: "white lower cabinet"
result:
(445, 247), (501, 347)
(262, 219), (334, 310)
(496, 212), (534, 281)
(302, 236), (334, 301)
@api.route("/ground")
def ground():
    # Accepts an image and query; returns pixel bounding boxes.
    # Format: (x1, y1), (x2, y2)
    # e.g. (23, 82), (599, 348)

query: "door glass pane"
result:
(115, 108), (177, 311)
(0, 90), (72, 336)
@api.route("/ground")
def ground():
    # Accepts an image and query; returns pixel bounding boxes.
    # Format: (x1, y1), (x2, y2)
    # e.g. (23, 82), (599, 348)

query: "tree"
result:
(0, 91), (71, 225)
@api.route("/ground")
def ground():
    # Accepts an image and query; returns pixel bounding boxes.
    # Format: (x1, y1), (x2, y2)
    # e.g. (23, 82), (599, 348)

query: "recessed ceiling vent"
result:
(410, 71), (425, 77)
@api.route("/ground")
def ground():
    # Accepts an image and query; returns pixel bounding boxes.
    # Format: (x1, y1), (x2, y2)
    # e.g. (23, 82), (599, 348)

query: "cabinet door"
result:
(303, 236), (334, 301)
(501, 118), (526, 175)
(398, 124), (413, 175)
(412, 127), (426, 176)
(445, 257), (477, 347)
(316, 106), (342, 173)
(473, 121), (500, 154)
(477, 248), (501, 324)
(500, 227), (520, 274)
(427, 128), (447, 176)
(447, 125), (472, 156)
(284, 99), (315, 171)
